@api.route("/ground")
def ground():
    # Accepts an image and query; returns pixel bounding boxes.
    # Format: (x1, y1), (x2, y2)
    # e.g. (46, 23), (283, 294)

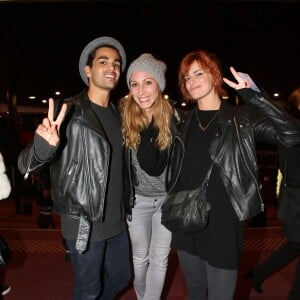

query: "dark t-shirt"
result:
(171, 110), (244, 269)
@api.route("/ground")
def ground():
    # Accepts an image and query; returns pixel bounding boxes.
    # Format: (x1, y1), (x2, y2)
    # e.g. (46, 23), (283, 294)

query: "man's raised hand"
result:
(36, 98), (67, 146)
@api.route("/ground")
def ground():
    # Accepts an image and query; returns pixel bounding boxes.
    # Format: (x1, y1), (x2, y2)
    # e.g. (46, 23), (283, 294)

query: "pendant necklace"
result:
(196, 110), (219, 131)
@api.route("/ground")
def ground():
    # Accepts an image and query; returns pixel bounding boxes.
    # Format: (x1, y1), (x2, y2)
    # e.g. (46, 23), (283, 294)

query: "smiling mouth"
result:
(139, 98), (150, 103)
(190, 85), (201, 92)
(104, 73), (116, 80)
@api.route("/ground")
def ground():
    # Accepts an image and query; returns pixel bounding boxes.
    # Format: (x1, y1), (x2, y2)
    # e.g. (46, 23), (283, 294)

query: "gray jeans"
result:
(177, 250), (238, 300)
(127, 194), (172, 300)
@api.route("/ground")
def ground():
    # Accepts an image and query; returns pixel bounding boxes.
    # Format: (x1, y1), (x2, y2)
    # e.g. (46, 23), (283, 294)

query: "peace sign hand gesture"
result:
(223, 66), (250, 90)
(36, 98), (67, 146)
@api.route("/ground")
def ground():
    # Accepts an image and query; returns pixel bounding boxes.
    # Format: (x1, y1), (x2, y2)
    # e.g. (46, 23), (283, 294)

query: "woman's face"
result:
(129, 71), (160, 113)
(184, 61), (214, 100)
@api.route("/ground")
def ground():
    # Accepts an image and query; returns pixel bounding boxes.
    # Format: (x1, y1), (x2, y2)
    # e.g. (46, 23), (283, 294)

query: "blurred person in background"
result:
(35, 169), (55, 229)
(246, 87), (300, 300)
(0, 151), (12, 296)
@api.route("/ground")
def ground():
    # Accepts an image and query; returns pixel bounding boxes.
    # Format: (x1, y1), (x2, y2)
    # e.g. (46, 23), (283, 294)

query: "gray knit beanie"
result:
(126, 53), (167, 91)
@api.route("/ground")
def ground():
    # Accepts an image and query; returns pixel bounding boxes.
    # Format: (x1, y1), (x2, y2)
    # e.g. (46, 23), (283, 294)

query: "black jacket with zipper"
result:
(18, 90), (129, 252)
(166, 89), (300, 221)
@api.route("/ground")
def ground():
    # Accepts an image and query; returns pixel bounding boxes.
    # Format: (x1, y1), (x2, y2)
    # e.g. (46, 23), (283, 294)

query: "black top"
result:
(171, 110), (244, 269)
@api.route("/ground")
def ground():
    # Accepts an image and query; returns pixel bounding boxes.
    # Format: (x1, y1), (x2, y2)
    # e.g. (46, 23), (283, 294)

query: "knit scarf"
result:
(137, 120), (168, 176)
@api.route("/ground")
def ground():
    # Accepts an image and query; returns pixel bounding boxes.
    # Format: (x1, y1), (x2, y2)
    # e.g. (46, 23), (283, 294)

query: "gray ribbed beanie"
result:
(126, 53), (167, 91)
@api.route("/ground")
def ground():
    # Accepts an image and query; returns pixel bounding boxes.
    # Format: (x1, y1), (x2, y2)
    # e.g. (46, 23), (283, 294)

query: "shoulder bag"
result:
(161, 159), (215, 234)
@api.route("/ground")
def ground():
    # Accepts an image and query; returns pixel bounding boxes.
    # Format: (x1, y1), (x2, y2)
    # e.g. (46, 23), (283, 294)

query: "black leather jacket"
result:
(18, 90), (126, 223)
(166, 89), (300, 221)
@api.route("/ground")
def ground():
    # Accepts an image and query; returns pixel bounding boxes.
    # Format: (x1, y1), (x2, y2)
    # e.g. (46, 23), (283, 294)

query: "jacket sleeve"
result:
(238, 88), (300, 147)
(18, 134), (58, 178)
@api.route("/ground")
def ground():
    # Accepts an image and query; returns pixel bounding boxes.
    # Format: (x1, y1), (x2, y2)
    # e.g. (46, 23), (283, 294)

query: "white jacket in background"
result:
(0, 152), (11, 200)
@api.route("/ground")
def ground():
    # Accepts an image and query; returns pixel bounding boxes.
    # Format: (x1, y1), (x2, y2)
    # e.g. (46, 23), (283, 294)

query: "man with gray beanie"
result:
(18, 36), (131, 300)
(120, 53), (177, 300)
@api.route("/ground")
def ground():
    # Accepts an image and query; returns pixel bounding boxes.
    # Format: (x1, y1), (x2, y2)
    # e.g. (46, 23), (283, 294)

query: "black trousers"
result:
(253, 241), (300, 300)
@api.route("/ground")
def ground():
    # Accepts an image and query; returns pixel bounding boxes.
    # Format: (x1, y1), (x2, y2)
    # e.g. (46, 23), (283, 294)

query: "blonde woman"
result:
(120, 53), (177, 300)
(248, 87), (300, 299)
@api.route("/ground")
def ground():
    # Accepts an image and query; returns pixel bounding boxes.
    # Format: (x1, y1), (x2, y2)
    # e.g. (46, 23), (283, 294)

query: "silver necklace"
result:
(196, 110), (219, 131)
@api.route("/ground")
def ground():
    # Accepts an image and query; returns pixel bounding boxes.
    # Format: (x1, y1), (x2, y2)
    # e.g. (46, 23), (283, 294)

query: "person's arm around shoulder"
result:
(18, 98), (67, 178)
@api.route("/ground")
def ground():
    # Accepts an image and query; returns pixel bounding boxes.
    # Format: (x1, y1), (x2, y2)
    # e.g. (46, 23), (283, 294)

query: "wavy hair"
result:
(178, 50), (227, 102)
(119, 92), (173, 151)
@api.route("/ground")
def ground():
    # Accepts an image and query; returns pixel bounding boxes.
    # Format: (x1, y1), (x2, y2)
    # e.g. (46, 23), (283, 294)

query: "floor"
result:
(0, 197), (298, 300)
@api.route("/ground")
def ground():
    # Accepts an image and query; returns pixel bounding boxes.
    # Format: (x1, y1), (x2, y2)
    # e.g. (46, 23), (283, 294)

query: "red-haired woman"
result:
(165, 50), (300, 300)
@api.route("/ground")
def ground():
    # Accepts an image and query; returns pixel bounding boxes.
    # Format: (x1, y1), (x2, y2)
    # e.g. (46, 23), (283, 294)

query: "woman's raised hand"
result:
(223, 67), (249, 90)
(36, 98), (67, 146)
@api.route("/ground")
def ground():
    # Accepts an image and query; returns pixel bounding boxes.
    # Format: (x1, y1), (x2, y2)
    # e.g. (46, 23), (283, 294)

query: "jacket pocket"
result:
(62, 160), (78, 196)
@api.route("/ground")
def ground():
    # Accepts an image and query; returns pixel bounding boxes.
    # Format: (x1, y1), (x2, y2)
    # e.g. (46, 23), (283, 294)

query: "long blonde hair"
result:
(119, 91), (173, 151)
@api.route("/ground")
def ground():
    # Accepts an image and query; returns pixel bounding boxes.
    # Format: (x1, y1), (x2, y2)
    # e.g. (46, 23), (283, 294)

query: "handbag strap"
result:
(202, 159), (215, 187)
(202, 143), (220, 187)
(198, 123), (223, 193)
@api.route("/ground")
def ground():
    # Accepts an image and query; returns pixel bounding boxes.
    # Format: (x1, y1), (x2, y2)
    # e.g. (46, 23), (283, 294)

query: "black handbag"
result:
(161, 159), (215, 234)
(0, 234), (11, 265)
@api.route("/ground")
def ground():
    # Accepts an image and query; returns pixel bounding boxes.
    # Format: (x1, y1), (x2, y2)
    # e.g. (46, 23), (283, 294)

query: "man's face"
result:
(84, 46), (122, 90)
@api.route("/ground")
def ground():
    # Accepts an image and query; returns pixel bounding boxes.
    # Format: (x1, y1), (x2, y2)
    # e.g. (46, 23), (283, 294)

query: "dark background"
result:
(0, 0), (299, 107)
(0, 0), (295, 217)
